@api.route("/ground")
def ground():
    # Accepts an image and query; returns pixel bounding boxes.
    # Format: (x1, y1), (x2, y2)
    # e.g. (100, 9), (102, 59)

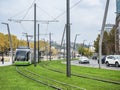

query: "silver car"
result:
(79, 56), (89, 64)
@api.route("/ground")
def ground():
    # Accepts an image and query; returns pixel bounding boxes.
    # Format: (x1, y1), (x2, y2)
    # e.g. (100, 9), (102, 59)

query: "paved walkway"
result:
(0, 56), (12, 66)
(0, 61), (12, 66)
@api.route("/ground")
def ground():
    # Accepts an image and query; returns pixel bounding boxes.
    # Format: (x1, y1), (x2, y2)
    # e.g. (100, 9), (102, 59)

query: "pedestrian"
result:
(1, 55), (4, 64)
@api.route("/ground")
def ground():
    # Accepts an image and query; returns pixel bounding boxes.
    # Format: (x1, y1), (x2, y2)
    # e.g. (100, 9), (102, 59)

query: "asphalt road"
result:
(71, 59), (120, 71)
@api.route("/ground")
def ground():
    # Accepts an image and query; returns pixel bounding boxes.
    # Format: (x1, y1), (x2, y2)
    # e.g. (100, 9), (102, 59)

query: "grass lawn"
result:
(44, 60), (120, 82)
(0, 60), (120, 90)
(0, 66), (54, 90)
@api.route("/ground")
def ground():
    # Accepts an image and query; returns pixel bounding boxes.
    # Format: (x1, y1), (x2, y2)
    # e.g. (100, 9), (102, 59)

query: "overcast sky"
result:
(0, 0), (116, 45)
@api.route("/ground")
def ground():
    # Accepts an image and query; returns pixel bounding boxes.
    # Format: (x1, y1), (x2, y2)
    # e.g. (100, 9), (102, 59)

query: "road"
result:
(71, 59), (120, 71)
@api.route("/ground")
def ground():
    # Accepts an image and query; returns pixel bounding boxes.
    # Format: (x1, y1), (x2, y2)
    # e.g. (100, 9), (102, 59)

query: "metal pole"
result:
(66, 0), (71, 77)
(26, 34), (29, 48)
(38, 24), (40, 62)
(49, 33), (52, 61)
(99, 0), (110, 69)
(7, 24), (13, 62)
(1, 23), (13, 63)
(7, 24), (13, 63)
(59, 25), (66, 59)
(73, 34), (80, 58)
(60, 25), (66, 50)
(25, 33), (29, 47)
(22, 32), (33, 48)
(34, 3), (37, 67)
(43, 39), (48, 60)
(64, 40), (66, 59)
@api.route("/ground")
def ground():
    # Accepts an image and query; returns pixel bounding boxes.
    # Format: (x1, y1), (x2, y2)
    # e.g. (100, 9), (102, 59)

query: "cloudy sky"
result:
(0, 0), (116, 45)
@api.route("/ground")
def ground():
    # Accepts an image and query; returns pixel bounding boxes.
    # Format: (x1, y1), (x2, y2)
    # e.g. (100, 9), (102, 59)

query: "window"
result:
(107, 56), (114, 59)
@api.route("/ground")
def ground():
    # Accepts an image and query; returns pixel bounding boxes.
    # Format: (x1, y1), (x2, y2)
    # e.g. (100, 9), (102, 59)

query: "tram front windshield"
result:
(15, 51), (27, 61)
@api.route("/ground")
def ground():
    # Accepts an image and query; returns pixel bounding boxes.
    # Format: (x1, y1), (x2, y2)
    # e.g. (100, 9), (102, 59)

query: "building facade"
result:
(115, 0), (120, 54)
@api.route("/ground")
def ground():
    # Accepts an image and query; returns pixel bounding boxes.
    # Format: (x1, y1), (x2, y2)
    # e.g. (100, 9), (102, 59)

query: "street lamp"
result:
(1, 22), (13, 63)
(73, 34), (80, 58)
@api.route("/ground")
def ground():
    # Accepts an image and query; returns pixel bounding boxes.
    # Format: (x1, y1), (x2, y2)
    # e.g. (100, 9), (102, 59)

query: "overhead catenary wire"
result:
(9, 0), (37, 20)
(9, 0), (82, 22)
(54, 0), (82, 20)
(9, 9), (29, 19)
(21, 6), (33, 20)
(8, 0), (82, 42)
(36, 5), (56, 20)
(21, 0), (37, 20)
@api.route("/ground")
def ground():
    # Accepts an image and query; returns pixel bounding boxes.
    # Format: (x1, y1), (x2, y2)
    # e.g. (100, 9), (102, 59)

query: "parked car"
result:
(79, 56), (89, 64)
(98, 56), (106, 64)
(105, 55), (120, 67)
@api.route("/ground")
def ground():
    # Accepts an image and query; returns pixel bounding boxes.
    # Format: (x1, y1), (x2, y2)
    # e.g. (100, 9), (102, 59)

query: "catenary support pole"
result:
(60, 25), (66, 51)
(49, 33), (52, 61)
(23, 33), (29, 47)
(34, 3), (37, 67)
(66, 0), (71, 77)
(26, 34), (29, 48)
(1, 23), (13, 63)
(73, 34), (80, 58)
(38, 24), (40, 62)
(99, 0), (110, 69)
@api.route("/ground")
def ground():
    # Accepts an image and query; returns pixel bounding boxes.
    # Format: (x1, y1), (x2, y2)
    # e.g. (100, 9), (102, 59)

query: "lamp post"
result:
(73, 34), (80, 58)
(1, 22), (13, 63)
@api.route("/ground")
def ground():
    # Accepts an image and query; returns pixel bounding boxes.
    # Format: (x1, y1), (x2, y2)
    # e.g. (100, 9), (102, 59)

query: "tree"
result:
(108, 27), (115, 54)
(18, 40), (27, 47)
(0, 33), (5, 52)
(4, 34), (20, 51)
(78, 46), (93, 56)
(94, 26), (115, 55)
(94, 34), (100, 53)
(102, 31), (109, 55)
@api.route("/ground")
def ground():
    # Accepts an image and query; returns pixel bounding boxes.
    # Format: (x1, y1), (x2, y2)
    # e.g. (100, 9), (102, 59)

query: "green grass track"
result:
(0, 66), (54, 90)
(0, 60), (120, 90)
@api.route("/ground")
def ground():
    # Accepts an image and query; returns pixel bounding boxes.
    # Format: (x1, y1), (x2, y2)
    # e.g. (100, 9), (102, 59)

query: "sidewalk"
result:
(0, 61), (12, 66)
(0, 56), (12, 66)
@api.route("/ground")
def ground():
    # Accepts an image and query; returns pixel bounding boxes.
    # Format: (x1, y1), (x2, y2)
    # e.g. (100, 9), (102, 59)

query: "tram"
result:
(14, 46), (37, 65)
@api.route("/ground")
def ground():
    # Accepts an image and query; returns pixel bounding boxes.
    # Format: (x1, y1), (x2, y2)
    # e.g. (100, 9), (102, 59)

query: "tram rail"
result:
(39, 61), (120, 85)
(16, 66), (85, 90)
(16, 66), (61, 90)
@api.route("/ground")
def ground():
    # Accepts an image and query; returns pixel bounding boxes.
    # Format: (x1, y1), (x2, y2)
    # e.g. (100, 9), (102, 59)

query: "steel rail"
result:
(39, 61), (120, 85)
(24, 68), (85, 90)
(16, 66), (62, 90)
